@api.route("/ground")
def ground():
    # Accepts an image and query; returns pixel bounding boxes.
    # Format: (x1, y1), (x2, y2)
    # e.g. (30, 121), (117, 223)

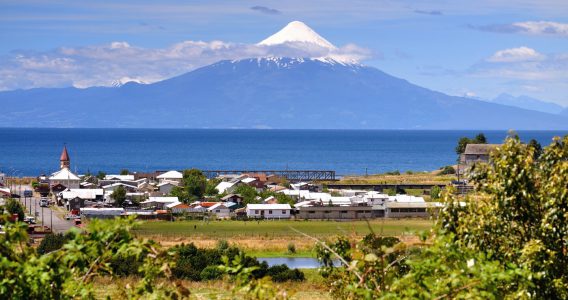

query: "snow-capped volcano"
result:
(257, 21), (359, 64)
(258, 21), (337, 50)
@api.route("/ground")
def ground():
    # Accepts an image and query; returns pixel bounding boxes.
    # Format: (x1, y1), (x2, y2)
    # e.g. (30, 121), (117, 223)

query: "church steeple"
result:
(60, 145), (70, 169)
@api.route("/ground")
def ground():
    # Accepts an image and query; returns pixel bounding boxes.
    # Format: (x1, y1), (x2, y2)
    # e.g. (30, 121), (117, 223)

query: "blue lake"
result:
(0, 129), (565, 176)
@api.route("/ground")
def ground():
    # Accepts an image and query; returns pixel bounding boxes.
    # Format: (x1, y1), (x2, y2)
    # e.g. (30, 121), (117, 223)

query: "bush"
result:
(430, 186), (442, 200)
(438, 165), (456, 175)
(267, 265), (305, 282)
(110, 254), (144, 276)
(385, 170), (401, 175)
(37, 233), (70, 255)
(287, 243), (296, 254)
(5, 199), (24, 221)
(200, 265), (223, 280)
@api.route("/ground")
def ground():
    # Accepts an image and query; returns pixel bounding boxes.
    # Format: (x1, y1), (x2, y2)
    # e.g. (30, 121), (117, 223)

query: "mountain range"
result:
(489, 93), (565, 115)
(1, 21), (567, 129)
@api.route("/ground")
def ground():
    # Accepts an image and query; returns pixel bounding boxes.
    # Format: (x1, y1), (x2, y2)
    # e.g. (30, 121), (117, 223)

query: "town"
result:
(0, 141), (500, 233)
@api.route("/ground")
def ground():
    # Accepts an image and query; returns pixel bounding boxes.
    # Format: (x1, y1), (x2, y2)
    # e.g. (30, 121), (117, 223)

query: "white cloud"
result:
(512, 21), (568, 36)
(0, 39), (371, 90)
(487, 47), (545, 63)
(470, 47), (568, 82)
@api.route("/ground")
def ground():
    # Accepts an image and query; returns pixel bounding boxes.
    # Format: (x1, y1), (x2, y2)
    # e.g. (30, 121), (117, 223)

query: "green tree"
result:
(5, 198), (25, 221)
(96, 171), (106, 180)
(170, 186), (189, 203)
(455, 133), (487, 155)
(205, 178), (221, 196)
(234, 184), (259, 205)
(474, 132), (487, 143)
(527, 138), (543, 160)
(312, 135), (568, 299)
(111, 185), (127, 207)
(120, 169), (129, 175)
(429, 185), (442, 200)
(37, 232), (71, 255)
(182, 169), (207, 200)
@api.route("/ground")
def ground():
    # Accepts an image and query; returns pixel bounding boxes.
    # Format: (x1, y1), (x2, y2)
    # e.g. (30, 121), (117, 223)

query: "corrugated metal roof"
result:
(464, 144), (501, 155)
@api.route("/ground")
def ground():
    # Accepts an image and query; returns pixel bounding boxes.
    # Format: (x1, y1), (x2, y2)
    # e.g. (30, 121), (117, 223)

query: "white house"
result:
(104, 174), (135, 181)
(102, 182), (138, 193)
(60, 189), (104, 201)
(49, 168), (80, 189)
(215, 181), (238, 194)
(246, 204), (292, 219)
(156, 170), (183, 184)
(157, 181), (179, 195)
(166, 202), (192, 214)
(208, 202), (231, 218)
(140, 197), (179, 209)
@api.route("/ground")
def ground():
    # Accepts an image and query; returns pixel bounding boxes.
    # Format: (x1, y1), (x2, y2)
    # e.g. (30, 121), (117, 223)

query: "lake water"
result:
(0, 129), (565, 176)
(257, 257), (340, 269)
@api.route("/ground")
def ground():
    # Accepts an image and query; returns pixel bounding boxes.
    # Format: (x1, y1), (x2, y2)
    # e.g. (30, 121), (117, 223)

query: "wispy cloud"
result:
(470, 21), (568, 37)
(250, 5), (282, 15)
(0, 39), (371, 91)
(413, 10), (443, 16)
(487, 47), (545, 63)
(469, 47), (568, 81)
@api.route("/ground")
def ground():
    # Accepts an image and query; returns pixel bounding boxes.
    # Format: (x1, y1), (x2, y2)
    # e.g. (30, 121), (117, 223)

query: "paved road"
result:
(19, 194), (73, 233)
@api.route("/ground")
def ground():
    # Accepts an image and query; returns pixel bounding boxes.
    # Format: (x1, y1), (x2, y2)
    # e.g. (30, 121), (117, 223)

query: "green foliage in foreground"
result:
(314, 135), (568, 299)
(4, 198), (25, 221)
(0, 217), (189, 299)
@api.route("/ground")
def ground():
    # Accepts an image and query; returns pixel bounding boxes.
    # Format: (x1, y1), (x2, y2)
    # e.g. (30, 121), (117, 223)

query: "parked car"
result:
(24, 216), (36, 224)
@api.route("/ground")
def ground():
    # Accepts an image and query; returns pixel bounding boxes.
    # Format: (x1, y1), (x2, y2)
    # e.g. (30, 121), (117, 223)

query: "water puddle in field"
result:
(257, 257), (341, 269)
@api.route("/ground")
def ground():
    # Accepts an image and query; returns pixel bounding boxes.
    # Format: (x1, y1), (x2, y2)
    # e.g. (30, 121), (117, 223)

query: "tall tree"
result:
(111, 185), (127, 207)
(182, 169), (207, 200)
(474, 132), (487, 143)
(455, 133), (488, 155)
(527, 138), (543, 159)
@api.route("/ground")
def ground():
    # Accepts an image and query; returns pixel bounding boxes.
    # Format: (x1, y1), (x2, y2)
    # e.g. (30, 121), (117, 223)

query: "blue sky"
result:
(1, 0), (567, 105)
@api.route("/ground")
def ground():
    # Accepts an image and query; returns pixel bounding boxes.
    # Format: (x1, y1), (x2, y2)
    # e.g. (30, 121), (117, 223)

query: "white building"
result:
(156, 170), (183, 184)
(208, 202), (231, 218)
(140, 197), (179, 209)
(215, 181), (238, 194)
(60, 189), (104, 201)
(104, 174), (135, 181)
(157, 181), (179, 195)
(49, 168), (80, 189)
(246, 204), (292, 219)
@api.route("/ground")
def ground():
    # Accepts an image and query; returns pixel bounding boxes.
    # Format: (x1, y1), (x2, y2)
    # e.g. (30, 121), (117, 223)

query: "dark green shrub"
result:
(287, 243), (296, 254)
(37, 233), (71, 255)
(267, 265), (305, 282)
(200, 265), (223, 280)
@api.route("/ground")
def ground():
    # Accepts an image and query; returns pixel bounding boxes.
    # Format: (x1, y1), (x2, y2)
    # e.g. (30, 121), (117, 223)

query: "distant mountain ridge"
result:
(1, 56), (568, 129)
(0, 21), (567, 129)
(490, 93), (565, 115)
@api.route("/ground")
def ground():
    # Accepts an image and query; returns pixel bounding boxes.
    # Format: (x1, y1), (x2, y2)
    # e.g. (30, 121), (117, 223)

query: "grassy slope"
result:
(134, 219), (433, 239)
(332, 173), (456, 184)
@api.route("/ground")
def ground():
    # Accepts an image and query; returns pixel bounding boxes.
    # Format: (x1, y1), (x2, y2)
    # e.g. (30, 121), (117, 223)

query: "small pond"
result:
(257, 257), (341, 269)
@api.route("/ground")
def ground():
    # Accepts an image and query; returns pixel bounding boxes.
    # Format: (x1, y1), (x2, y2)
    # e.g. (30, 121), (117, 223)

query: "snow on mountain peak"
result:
(258, 21), (337, 50)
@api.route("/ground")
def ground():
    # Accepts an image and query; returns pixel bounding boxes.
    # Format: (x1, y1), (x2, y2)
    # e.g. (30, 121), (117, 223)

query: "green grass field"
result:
(133, 219), (433, 239)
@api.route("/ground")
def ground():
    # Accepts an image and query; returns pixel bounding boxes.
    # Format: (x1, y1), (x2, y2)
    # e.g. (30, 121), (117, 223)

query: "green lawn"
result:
(133, 219), (433, 239)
